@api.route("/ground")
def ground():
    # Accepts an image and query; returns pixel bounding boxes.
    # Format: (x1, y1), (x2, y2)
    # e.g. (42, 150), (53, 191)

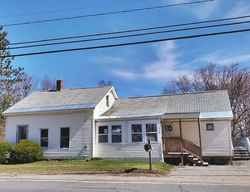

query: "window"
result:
(131, 124), (142, 142)
(98, 126), (109, 143)
(111, 125), (122, 143)
(106, 95), (109, 107)
(40, 129), (48, 148)
(206, 123), (214, 131)
(60, 127), (70, 148)
(146, 124), (158, 142)
(17, 125), (28, 143)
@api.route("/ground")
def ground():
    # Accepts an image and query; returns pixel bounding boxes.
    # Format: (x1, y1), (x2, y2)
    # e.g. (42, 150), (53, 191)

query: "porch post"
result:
(161, 120), (166, 158)
(179, 119), (183, 165)
(198, 118), (202, 159)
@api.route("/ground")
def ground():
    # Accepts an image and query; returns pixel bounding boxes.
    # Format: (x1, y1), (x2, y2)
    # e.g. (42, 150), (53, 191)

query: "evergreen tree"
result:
(0, 27), (31, 139)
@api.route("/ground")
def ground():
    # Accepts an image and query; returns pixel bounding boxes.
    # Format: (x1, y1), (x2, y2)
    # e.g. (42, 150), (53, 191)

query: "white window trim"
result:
(96, 122), (125, 144)
(131, 124), (143, 143)
(60, 127), (70, 149)
(146, 123), (158, 142)
(40, 128), (49, 149)
(111, 125), (122, 143)
(98, 125), (109, 143)
(16, 124), (29, 144)
(128, 120), (161, 144)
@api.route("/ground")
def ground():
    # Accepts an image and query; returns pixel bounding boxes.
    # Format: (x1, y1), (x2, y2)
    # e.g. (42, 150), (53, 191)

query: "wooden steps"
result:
(233, 147), (250, 160)
(184, 153), (209, 166)
(165, 152), (209, 166)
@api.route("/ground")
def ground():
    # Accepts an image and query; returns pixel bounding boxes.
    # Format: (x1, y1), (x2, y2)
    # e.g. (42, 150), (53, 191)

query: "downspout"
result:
(228, 120), (233, 161)
(160, 117), (164, 162)
(179, 118), (183, 165)
(198, 117), (202, 159)
(91, 109), (95, 158)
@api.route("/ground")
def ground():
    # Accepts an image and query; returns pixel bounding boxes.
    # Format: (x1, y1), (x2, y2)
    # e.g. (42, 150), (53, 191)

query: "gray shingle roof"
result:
(3, 86), (112, 115)
(102, 90), (232, 117)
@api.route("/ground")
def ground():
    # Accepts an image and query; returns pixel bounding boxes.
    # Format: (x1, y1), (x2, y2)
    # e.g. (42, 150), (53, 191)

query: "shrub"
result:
(11, 140), (43, 163)
(90, 157), (103, 161)
(0, 141), (12, 164)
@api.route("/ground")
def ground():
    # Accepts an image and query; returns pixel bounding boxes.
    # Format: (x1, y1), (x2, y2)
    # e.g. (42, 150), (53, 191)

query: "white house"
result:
(2, 80), (234, 164)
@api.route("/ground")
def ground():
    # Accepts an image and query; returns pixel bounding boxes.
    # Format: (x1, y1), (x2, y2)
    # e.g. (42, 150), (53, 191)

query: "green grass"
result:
(0, 159), (173, 175)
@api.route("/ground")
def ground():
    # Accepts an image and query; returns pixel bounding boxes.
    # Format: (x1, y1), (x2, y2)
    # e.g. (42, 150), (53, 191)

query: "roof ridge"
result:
(36, 85), (113, 92)
(69, 85), (112, 90)
(126, 90), (228, 100)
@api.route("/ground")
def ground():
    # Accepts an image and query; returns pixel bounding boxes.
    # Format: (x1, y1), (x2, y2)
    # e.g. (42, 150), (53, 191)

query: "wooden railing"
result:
(182, 138), (201, 158)
(163, 137), (201, 158)
(163, 137), (182, 153)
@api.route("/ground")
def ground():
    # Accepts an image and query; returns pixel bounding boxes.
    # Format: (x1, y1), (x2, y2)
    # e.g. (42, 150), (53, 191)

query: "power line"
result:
(2, 27), (250, 58)
(0, 0), (153, 19)
(1, 0), (215, 27)
(7, 19), (250, 50)
(10, 13), (249, 46)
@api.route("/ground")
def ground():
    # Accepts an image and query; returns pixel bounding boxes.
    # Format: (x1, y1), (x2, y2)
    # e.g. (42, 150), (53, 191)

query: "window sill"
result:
(60, 148), (70, 150)
(97, 142), (159, 145)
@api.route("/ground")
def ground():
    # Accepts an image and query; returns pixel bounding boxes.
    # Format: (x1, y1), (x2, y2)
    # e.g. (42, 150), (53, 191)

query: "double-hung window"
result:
(131, 124), (142, 142)
(17, 125), (28, 143)
(146, 124), (158, 142)
(98, 126), (109, 143)
(60, 127), (70, 148)
(40, 129), (48, 148)
(111, 125), (122, 143)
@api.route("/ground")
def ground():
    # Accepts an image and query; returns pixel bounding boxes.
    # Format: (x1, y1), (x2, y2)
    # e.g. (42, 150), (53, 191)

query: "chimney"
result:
(56, 80), (64, 91)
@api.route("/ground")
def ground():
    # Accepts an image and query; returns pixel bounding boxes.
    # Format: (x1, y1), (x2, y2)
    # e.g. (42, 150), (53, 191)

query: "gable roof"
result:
(102, 90), (232, 118)
(3, 86), (113, 115)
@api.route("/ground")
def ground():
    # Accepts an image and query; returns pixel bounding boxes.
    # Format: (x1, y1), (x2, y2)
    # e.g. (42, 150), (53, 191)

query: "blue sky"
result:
(1, 0), (250, 97)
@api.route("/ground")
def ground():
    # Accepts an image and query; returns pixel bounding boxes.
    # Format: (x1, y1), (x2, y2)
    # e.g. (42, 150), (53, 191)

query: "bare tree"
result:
(40, 75), (56, 91)
(164, 75), (194, 94)
(98, 80), (113, 87)
(12, 73), (33, 103)
(163, 63), (250, 138)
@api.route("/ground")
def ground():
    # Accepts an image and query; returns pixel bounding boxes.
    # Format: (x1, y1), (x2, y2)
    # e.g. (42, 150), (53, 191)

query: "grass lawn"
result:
(0, 159), (172, 175)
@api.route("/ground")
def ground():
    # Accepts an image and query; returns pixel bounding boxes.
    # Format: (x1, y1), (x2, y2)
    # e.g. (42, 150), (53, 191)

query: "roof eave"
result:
(95, 113), (163, 121)
(199, 111), (233, 120)
(2, 107), (95, 116)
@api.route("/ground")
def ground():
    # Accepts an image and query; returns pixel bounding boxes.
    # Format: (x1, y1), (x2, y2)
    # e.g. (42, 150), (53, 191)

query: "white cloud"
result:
(90, 55), (125, 65)
(191, 52), (250, 66)
(111, 70), (137, 80)
(142, 41), (188, 80)
(190, 0), (219, 19)
(163, 0), (219, 19)
(226, 1), (250, 17)
(111, 41), (190, 82)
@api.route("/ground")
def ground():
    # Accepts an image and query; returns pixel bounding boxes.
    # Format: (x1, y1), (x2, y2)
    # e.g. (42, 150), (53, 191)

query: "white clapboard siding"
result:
(95, 143), (162, 160)
(5, 111), (93, 159)
(94, 119), (163, 161)
(201, 120), (232, 156)
(94, 88), (117, 117)
(43, 149), (85, 159)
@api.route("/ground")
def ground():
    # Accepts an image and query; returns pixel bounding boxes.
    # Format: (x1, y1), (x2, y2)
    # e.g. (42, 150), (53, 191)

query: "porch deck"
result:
(162, 137), (202, 158)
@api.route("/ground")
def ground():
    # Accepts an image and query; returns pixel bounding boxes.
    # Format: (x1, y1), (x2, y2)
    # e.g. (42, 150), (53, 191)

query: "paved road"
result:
(0, 178), (249, 192)
(0, 161), (249, 192)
